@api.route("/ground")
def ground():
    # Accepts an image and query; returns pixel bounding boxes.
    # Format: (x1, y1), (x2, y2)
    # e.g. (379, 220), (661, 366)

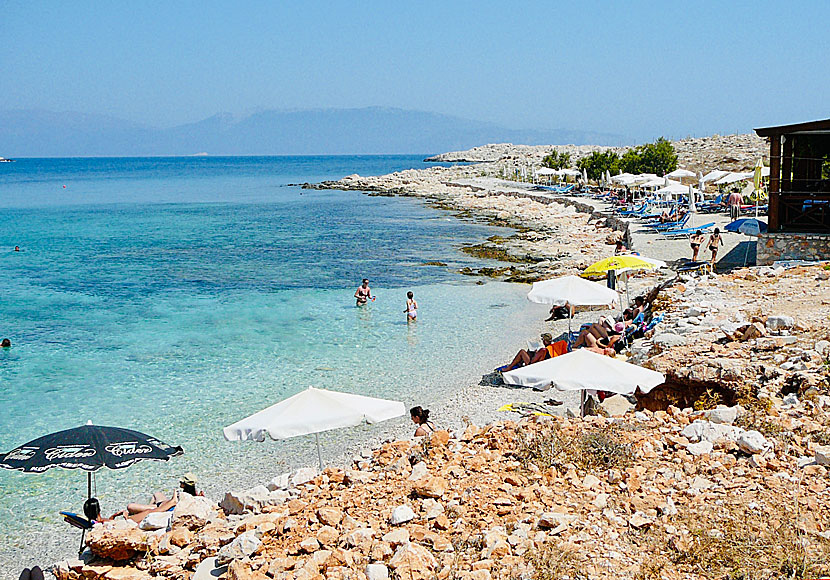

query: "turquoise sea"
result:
(0, 156), (544, 567)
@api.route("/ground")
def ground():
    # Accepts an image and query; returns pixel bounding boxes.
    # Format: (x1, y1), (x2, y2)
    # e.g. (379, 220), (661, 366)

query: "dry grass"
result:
(526, 541), (585, 580)
(514, 423), (632, 472)
(662, 504), (830, 580)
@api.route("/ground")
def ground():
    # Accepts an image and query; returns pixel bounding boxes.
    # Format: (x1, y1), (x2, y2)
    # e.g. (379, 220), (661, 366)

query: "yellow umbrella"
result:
(582, 255), (657, 277)
(752, 159), (764, 217)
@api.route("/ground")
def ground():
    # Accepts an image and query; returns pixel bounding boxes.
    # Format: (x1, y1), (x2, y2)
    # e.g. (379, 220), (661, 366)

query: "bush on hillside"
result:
(541, 150), (572, 170)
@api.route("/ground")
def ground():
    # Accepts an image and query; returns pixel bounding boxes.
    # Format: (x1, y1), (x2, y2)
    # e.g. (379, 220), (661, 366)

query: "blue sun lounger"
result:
(657, 222), (715, 239)
(61, 511), (94, 556)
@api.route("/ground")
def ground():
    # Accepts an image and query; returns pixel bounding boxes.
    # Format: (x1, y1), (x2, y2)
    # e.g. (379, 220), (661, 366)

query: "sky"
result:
(2, 0), (829, 143)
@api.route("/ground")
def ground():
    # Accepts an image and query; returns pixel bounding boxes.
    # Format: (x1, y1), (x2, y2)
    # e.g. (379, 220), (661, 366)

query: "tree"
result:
(542, 150), (572, 170)
(576, 150), (620, 180)
(618, 137), (678, 175)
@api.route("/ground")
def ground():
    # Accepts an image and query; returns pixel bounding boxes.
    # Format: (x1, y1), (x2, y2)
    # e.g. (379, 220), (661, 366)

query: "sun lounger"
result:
(657, 222), (715, 239)
(61, 511), (94, 556)
(676, 260), (713, 274)
(644, 214), (691, 231)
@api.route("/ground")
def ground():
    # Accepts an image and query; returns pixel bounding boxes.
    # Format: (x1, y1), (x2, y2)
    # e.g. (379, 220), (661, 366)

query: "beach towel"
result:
(497, 402), (555, 417)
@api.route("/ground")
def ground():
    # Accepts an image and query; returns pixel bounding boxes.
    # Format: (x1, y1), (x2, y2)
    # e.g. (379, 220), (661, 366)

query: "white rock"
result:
(686, 441), (714, 456)
(766, 315), (794, 331)
(266, 473), (291, 491)
(582, 474), (602, 489)
(815, 446), (830, 466)
(291, 467), (318, 486)
(216, 530), (261, 565)
(365, 564), (389, 580)
(390, 505), (416, 525)
(737, 430), (768, 454)
(171, 493), (216, 528)
(538, 512), (577, 529)
(687, 306), (704, 317)
(192, 557), (228, 580)
(704, 406), (739, 425)
(422, 498), (445, 519)
(814, 340), (830, 357)
(783, 393), (799, 407)
(408, 461), (429, 481)
(681, 420), (742, 443)
(653, 332), (687, 347)
(139, 511), (172, 531)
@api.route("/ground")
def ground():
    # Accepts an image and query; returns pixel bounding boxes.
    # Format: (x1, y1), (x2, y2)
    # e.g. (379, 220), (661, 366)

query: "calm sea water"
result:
(0, 156), (545, 566)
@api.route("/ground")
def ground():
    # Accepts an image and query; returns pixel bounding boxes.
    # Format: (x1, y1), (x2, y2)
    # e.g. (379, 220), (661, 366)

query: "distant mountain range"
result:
(0, 107), (631, 157)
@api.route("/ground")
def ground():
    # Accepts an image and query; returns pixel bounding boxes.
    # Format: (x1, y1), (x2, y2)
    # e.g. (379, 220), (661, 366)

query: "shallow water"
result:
(0, 156), (546, 568)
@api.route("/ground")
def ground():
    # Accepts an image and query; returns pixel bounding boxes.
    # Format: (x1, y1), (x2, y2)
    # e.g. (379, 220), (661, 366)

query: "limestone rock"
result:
(703, 406), (739, 425)
(409, 461), (429, 481)
(737, 430), (769, 454)
(815, 446), (830, 466)
(382, 528), (410, 546)
(412, 477), (447, 498)
(365, 564), (389, 580)
(317, 507), (343, 526)
(172, 493), (216, 529)
(389, 542), (438, 580)
(422, 498), (445, 519)
(139, 511), (172, 531)
(766, 315), (794, 331)
(291, 467), (319, 486)
(192, 557), (228, 580)
(86, 522), (153, 561)
(220, 486), (286, 515)
(216, 530), (261, 565)
(390, 505), (416, 524)
(686, 441), (714, 456)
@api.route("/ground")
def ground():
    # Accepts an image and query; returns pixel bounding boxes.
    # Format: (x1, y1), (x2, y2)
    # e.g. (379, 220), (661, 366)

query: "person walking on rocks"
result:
(707, 228), (723, 268)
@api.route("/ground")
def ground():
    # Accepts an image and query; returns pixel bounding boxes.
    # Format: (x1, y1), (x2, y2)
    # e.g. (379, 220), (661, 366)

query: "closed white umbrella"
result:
(527, 275), (618, 335)
(223, 387), (406, 469)
(502, 349), (665, 414)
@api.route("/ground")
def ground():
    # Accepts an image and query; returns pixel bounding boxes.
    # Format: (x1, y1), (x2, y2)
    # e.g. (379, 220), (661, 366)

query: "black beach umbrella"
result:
(0, 421), (183, 498)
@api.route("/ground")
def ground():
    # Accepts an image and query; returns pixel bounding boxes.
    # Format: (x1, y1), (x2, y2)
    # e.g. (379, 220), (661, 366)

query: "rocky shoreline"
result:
(40, 137), (830, 579)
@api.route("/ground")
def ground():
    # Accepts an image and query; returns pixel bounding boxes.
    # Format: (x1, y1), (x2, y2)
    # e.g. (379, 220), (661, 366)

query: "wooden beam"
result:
(769, 135), (781, 231)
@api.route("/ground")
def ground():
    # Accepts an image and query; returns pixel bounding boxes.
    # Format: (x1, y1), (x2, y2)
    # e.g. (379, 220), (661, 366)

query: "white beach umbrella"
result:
(701, 170), (729, 183)
(527, 275), (618, 335)
(666, 168), (696, 180)
(582, 168), (588, 183)
(223, 387), (405, 469)
(714, 172), (753, 185)
(502, 349), (665, 414)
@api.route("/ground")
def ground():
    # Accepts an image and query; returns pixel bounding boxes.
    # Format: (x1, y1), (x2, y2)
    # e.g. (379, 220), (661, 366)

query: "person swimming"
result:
(404, 291), (418, 322)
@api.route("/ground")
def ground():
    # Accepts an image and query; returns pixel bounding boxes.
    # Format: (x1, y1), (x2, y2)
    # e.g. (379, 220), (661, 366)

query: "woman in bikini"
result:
(707, 228), (723, 267)
(410, 406), (435, 437)
(404, 291), (418, 322)
(354, 279), (372, 306)
(689, 230), (704, 262)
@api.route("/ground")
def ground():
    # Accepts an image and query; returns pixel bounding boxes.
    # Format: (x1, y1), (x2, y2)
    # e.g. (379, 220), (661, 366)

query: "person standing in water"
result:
(404, 291), (418, 322)
(354, 279), (373, 306)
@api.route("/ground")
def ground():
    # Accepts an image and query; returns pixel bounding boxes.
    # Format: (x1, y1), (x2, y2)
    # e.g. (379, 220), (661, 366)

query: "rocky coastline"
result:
(44, 137), (830, 579)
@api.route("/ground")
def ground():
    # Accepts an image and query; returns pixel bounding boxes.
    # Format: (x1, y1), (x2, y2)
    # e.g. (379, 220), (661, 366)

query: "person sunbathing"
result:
(584, 346), (616, 357)
(572, 323), (622, 349)
(499, 333), (561, 372)
(82, 495), (177, 525)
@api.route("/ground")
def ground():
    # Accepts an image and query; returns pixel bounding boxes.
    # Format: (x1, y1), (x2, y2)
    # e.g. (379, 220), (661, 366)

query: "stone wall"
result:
(756, 232), (830, 265)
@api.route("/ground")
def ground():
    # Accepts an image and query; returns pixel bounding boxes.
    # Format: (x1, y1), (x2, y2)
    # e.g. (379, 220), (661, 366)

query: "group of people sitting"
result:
(498, 294), (656, 374)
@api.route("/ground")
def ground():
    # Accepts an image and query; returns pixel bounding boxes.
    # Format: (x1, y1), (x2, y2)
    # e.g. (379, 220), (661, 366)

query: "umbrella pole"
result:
(580, 390), (586, 418)
(88, 472), (92, 499)
(315, 432), (323, 472)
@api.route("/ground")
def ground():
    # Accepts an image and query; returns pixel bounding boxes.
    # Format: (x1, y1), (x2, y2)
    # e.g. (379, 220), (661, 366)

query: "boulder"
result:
(766, 315), (795, 331)
(220, 486), (287, 515)
(408, 461), (429, 481)
(172, 493), (216, 529)
(192, 557), (228, 580)
(389, 542), (438, 580)
(317, 507), (343, 526)
(365, 564), (389, 580)
(815, 446), (830, 466)
(382, 528), (410, 546)
(390, 505), (416, 525)
(537, 512), (577, 529)
(653, 333), (687, 348)
(703, 406), (739, 425)
(422, 498), (445, 519)
(216, 530), (261, 565)
(291, 467), (319, 487)
(681, 420), (742, 444)
(737, 430), (769, 454)
(412, 477), (447, 498)
(266, 473), (291, 491)
(139, 511), (172, 531)
(686, 441), (714, 456)
(86, 522), (153, 561)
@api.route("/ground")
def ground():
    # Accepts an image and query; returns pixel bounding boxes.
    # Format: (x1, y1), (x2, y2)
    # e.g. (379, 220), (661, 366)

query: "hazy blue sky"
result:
(2, 1), (828, 142)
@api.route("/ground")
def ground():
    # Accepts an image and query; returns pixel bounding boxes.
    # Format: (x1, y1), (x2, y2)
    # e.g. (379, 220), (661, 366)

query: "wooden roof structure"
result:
(755, 119), (830, 233)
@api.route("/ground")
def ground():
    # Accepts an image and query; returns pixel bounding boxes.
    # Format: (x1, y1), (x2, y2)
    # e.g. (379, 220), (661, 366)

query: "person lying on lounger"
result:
(82, 494), (177, 525)
(572, 323), (622, 350)
(498, 333), (566, 372)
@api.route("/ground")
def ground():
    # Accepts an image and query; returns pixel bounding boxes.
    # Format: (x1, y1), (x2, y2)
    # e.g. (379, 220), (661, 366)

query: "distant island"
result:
(0, 107), (630, 157)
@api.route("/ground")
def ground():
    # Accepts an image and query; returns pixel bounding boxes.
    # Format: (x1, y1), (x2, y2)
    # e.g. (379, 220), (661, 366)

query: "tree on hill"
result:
(619, 137), (678, 176)
(576, 150), (620, 180)
(542, 150), (572, 170)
